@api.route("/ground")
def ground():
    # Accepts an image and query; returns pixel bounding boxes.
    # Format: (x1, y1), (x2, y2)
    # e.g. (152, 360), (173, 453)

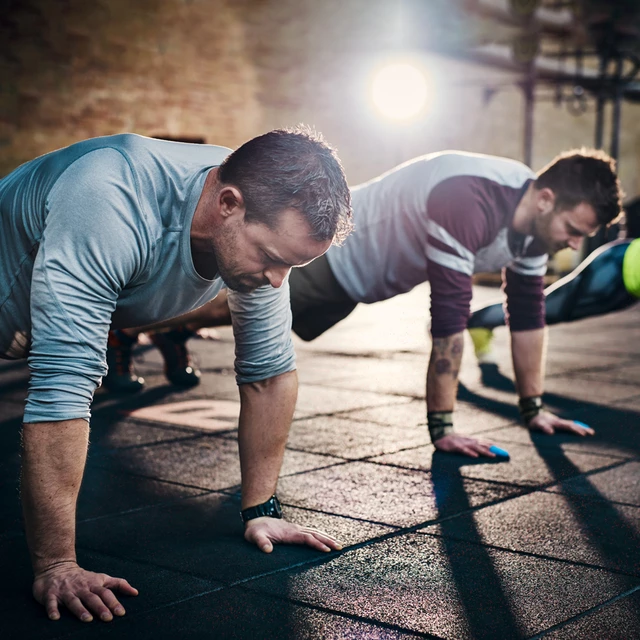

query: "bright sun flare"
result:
(371, 62), (429, 121)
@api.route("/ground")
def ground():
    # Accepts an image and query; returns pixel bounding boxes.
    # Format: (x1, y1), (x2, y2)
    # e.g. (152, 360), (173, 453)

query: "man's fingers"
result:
(250, 532), (273, 553)
(81, 591), (114, 622)
(300, 527), (341, 545)
(301, 529), (342, 551)
(45, 595), (60, 621)
(560, 420), (595, 436)
(61, 594), (93, 622)
(91, 587), (125, 617)
(300, 532), (332, 552)
(104, 576), (138, 596)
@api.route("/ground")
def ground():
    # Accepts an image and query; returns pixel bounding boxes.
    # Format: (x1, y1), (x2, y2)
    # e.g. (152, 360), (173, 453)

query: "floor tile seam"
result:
(537, 489), (640, 509)
(87, 433), (210, 456)
(527, 584), (640, 640)
(357, 456), (555, 492)
(277, 501), (404, 529)
(294, 404), (414, 422)
(545, 359), (640, 377)
(119, 415), (239, 436)
(278, 458), (355, 480)
(87, 461), (233, 493)
(76, 543), (226, 589)
(233, 586), (443, 639)
(76, 488), (221, 524)
(304, 380), (424, 401)
(417, 530), (640, 579)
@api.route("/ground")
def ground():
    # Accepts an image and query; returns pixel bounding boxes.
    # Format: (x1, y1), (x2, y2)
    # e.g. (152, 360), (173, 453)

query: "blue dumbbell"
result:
(489, 445), (510, 459)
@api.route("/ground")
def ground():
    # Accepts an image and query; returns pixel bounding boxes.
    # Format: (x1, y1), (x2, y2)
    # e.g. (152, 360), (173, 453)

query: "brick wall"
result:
(2, 0), (639, 196)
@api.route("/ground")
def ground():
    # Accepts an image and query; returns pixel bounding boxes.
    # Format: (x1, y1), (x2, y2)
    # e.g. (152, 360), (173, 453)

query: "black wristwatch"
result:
(240, 495), (283, 523)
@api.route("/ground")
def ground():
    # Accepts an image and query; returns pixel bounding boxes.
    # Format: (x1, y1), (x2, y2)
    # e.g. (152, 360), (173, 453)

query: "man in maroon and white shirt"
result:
(108, 149), (624, 458)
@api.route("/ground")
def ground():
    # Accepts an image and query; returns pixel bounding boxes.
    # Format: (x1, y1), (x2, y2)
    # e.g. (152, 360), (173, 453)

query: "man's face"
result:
(533, 201), (599, 255)
(212, 208), (331, 293)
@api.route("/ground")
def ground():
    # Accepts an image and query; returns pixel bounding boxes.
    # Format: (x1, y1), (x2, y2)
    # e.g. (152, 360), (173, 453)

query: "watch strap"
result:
(241, 495), (283, 523)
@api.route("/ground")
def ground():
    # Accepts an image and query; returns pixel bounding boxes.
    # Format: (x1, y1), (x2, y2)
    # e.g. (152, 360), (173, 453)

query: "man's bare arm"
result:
(22, 420), (137, 622)
(510, 328), (594, 436)
(426, 331), (495, 457)
(426, 332), (465, 411)
(238, 370), (341, 553)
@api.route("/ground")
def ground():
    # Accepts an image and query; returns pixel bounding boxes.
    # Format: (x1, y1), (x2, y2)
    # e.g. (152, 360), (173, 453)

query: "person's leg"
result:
(103, 294), (233, 392)
(289, 254), (358, 341)
(466, 240), (635, 363)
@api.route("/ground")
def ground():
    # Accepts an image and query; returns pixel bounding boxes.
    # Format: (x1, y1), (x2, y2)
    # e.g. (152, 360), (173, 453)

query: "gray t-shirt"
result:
(0, 134), (295, 423)
(326, 151), (547, 337)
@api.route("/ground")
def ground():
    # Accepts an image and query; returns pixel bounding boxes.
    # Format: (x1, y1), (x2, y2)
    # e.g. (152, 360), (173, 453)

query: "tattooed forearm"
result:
(426, 331), (465, 412)
(430, 334), (464, 378)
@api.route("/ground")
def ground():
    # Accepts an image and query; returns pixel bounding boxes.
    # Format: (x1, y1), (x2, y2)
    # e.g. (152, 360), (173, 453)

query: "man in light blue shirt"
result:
(0, 128), (352, 623)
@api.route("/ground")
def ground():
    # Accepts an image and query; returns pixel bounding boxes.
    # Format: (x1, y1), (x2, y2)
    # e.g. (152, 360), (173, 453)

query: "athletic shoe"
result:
(104, 330), (145, 393)
(468, 327), (497, 364)
(149, 327), (201, 387)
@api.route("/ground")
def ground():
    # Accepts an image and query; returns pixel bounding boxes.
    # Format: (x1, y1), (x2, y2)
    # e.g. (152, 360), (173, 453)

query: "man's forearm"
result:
(21, 419), (89, 574)
(510, 327), (546, 398)
(238, 370), (297, 509)
(426, 332), (464, 411)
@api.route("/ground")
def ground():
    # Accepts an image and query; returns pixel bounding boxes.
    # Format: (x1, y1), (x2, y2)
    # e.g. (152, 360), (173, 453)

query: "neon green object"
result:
(623, 237), (640, 298)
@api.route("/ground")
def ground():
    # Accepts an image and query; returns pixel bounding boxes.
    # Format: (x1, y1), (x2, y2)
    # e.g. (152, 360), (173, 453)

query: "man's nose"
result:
(567, 236), (582, 251)
(264, 266), (290, 288)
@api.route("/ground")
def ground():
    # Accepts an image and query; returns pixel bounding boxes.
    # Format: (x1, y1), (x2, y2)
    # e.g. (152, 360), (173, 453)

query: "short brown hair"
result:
(535, 148), (624, 226)
(218, 125), (353, 245)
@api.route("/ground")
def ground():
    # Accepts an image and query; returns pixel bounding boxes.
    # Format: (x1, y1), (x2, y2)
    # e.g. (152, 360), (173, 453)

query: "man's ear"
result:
(537, 187), (556, 214)
(218, 186), (246, 220)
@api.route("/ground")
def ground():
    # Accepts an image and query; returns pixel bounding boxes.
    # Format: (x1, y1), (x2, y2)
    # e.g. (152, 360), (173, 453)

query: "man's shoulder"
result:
(428, 151), (535, 187)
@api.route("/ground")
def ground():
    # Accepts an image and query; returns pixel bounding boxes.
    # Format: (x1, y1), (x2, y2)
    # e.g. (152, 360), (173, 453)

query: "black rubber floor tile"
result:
(0, 536), (219, 640)
(76, 493), (346, 585)
(546, 461), (640, 506)
(77, 464), (205, 521)
(0, 463), (204, 538)
(294, 384), (408, 419)
(489, 417), (638, 460)
(284, 505), (397, 547)
(92, 436), (342, 491)
(87, 419), (200, 453)
(277, 460), (526, 527)
(287, 416), (429, 460)
(540, 588), (640, 639)
(315, 359), (427, 397)
(335, 399), (426, 427)
(422, 491), (640, 576)
(245, 533), (637, 640)
(52, 586), (424, 640)
(372, 441), (622, 488)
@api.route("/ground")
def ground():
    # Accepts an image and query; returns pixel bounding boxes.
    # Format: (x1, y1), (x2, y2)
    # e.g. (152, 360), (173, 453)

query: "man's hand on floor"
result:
(244, 517), (343, 554)
(433, 434), (497, 458)
(527, 410), (595, 436)
(33, 561), (138, 622)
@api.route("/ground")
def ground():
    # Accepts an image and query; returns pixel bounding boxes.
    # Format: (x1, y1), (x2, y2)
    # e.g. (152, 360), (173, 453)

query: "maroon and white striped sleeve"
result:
(426, 177), (497, 338)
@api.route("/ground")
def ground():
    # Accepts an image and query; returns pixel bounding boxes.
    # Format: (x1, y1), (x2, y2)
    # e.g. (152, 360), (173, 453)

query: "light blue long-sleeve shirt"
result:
(0, 134), (296, 423)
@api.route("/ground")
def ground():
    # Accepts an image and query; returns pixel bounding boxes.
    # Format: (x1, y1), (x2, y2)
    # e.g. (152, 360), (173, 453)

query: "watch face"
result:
(271, 497), (282, 518)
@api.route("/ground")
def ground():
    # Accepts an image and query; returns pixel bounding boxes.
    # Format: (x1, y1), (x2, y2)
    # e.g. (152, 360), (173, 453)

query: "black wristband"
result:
(240, 495), (283, 523)
(518, 396), (543, 425)
(427, 411), (454, 442)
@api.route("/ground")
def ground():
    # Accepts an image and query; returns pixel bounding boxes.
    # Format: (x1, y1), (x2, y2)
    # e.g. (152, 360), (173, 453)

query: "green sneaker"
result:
(468, 327), (496, 364)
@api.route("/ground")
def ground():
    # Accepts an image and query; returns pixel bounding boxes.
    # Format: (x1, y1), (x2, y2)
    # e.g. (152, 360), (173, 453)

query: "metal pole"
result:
(610, 56), (623, 161)
(523, 63), (535, 167)
(594, 55), (607, 148)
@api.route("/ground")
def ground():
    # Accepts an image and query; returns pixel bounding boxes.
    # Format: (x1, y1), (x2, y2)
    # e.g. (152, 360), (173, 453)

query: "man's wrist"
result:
(518, 395), (543, 425)
(240, 495), (283, 523)
(427, 411), (454, 442)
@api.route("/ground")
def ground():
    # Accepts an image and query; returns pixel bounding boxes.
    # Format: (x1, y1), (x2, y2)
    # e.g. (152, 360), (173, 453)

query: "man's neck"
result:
(511, 182), (537, 236)
(190, 168), (220, 279)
